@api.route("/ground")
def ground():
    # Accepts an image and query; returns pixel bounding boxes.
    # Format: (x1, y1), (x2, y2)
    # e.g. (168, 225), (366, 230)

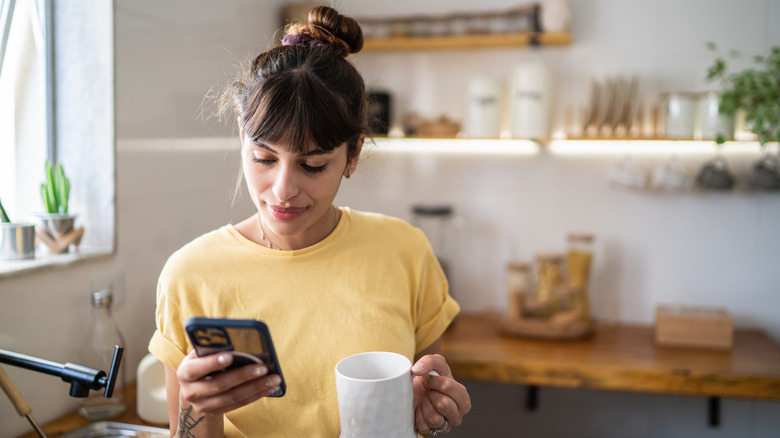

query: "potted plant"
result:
(706, 43), (780, 190)
(0, 197), (36, 260)
(35, 161), (80, 252)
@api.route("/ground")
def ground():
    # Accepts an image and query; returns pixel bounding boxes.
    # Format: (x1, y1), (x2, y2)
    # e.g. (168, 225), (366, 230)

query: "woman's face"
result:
(240, 129), (361, 249)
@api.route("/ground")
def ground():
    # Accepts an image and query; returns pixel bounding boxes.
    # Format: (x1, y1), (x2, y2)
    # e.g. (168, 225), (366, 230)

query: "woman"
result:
(149, 6), (470, 437)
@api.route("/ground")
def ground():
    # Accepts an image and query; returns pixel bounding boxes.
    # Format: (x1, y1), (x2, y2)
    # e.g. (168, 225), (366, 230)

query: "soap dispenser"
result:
(77, 289), (127, 419)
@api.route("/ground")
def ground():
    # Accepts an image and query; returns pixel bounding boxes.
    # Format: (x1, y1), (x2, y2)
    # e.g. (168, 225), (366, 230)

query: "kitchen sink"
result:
(60, 421), (169, 438)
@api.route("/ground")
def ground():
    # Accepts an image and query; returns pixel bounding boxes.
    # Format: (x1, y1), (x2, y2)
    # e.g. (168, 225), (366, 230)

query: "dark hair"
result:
(225, 6), (368, 159)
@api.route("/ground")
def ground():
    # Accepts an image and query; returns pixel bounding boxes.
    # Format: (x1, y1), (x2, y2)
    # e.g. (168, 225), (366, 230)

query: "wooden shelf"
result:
(441, 314), (780, 400)
(363, 32), (572, 52)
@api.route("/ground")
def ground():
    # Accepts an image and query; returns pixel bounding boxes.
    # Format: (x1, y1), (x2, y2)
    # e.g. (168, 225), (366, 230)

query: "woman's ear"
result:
(344, 136), (364, 178)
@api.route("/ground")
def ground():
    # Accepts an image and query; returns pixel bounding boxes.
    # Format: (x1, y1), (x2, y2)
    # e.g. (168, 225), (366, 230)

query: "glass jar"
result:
(566, 233), (594, 321)
(412, 205), (457, 297)
(506, 262), (530, 319)
(534, 253), (563, 302)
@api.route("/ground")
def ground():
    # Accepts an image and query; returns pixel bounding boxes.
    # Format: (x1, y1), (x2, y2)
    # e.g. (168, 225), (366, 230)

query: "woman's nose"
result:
(272, 164), (299, 202)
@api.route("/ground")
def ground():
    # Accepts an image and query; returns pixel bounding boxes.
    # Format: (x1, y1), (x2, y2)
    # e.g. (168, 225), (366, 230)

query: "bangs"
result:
(241, 56), (361, 153)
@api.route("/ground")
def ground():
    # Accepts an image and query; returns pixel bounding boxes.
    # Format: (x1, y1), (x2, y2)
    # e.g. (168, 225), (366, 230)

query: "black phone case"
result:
(185, 317), (286, 397)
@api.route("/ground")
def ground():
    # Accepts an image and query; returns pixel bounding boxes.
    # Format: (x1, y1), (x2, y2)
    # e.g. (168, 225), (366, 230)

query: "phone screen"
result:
(186, 318), (285, 396)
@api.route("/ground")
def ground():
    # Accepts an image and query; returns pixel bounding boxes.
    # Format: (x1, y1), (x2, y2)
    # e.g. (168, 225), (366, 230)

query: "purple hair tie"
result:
(282, 33), (326, 47)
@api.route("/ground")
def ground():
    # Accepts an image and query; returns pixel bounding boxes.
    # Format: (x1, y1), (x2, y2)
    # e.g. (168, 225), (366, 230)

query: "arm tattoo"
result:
(177, 405), (205, 438)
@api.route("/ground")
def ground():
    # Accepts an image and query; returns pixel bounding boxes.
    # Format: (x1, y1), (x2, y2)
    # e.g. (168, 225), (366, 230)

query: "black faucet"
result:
(0, 345), (123, 398)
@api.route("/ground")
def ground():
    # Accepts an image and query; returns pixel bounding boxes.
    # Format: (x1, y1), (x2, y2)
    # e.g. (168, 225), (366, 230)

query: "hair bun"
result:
(305, 6), (363, 56)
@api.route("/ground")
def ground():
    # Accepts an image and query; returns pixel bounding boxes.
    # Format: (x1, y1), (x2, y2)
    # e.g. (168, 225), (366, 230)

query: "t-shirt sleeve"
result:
(413, 235), (460, 354)
(148, 257), (191, 371)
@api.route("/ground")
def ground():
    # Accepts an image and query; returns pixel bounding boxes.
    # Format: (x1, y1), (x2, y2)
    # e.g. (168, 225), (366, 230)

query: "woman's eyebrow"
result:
(254, 142), (333, 157)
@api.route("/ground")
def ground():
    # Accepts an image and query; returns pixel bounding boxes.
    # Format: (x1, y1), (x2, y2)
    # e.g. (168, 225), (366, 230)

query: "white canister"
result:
(663, 92), (697, 139)
(136, 353), (169, 425)
(509, 61), (554, 140)
(697, 91), (735, 141)
(464, 75), (503, 139)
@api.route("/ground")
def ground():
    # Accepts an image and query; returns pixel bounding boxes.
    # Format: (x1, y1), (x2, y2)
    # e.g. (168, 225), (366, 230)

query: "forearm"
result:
(175, 402), (223, 437)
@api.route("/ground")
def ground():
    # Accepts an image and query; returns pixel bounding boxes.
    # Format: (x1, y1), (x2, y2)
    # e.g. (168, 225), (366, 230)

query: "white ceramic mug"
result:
(335, 351), (416, 438)
(651, 160), (692, 192)
(663, 93), (696, 139)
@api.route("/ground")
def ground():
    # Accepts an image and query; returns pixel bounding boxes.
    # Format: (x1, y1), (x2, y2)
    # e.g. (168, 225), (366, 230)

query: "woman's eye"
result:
(252, 154), (274, 165)
(302, 163), (327, 173)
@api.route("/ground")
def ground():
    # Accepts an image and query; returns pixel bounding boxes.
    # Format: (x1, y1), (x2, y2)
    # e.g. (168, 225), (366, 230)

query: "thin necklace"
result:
(257, 213), (286, 250)
(257, 207), (340, 251)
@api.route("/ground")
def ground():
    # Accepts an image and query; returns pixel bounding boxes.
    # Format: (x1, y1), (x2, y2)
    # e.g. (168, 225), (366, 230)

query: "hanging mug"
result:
(697, 156), (735, 191)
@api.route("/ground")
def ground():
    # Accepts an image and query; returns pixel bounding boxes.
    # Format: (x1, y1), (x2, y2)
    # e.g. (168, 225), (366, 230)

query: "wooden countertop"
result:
(16, 314), (780, 437)
(440, 314), (780, 400)
(17, 384), (168, 438)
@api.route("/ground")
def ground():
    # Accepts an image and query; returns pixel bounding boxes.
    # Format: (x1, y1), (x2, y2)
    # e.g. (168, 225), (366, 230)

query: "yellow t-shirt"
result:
(149, 208), (459, 437)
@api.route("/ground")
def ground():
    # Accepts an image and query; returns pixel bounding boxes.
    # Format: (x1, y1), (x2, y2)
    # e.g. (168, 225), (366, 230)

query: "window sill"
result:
(0, 246), (114, 279)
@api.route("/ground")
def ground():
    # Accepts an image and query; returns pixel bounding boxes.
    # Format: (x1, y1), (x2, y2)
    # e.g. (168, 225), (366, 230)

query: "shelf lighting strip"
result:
(371, 138), (540, 155)
(548, 140), (779, 156)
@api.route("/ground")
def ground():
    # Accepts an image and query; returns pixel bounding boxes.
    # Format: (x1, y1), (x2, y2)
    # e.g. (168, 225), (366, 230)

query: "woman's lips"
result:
(270, 206), (305, 220)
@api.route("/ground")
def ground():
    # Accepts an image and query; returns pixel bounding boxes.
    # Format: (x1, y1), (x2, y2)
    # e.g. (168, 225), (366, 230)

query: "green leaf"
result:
(0, 198), (10, 222)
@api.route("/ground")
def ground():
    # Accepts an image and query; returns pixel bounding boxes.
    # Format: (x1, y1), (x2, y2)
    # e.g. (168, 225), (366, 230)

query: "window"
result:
(0, 0), (115, 276)
(0, 0), (47, 221)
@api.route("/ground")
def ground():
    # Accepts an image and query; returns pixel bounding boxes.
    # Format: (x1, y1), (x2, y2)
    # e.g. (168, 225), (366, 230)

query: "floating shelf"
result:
(369, 138), (540, 155)
(362, 32), (572, 52)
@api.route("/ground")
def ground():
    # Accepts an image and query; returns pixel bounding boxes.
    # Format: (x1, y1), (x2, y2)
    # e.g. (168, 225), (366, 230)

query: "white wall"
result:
(1, 0), (778, 437)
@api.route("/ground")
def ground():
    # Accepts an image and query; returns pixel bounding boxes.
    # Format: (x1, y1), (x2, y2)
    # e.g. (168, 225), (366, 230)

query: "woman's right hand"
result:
(166, 351), (283, 437)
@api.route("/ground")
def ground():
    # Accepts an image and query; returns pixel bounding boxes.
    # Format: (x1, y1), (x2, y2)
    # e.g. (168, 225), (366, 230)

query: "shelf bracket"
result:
(526, 385), (539, 411)
(708, 397), (721, 428)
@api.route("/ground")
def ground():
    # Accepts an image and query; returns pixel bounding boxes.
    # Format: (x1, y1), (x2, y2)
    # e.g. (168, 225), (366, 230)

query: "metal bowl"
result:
(60, 421), (169, 438)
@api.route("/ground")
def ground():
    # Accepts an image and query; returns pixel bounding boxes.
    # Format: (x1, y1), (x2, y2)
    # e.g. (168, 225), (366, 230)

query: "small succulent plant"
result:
(40, 161), (70, 214)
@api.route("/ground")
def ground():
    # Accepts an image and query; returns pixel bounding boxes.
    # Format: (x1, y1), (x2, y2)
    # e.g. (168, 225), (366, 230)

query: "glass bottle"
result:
(78, 289), (126, 419)
(566, 233), (594, 321)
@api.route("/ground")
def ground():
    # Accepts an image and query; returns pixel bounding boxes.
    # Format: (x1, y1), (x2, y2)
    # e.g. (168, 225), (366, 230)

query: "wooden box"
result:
(655, 305), (733, 349)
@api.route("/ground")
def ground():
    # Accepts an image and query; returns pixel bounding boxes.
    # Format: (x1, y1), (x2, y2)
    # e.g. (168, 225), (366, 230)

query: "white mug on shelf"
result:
(663, 92), (696, 139)
(696, 91), (735, 141)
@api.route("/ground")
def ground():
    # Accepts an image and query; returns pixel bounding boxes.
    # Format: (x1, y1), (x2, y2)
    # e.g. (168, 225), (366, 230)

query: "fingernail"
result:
(253, 365), (268, 376)
(267, 375), (281, 387)
(217, 353), (232, 364)
(412, 363), (424, 373)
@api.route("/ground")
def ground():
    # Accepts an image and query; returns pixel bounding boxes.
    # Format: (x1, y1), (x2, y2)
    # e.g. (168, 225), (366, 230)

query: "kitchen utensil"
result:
(0, 364), (47, 437)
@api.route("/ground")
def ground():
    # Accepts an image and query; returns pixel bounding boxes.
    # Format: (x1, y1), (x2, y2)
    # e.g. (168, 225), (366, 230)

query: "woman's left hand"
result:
(411, 354), (471, 436)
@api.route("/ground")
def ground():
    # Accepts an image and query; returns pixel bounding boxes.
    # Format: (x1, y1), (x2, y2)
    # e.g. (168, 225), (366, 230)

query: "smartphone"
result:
(185, 317), (286, 397)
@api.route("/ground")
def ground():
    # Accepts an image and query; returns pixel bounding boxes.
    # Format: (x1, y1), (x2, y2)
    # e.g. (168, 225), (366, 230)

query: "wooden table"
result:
(440, 314), (780, 425)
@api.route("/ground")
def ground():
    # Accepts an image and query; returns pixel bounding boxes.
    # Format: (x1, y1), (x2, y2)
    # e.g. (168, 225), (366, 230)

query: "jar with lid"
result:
(566, 233), (594, 321)
(77, 289), (127, 419)
(411, 205), (458, 299)
(506, 262), (530, 319)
